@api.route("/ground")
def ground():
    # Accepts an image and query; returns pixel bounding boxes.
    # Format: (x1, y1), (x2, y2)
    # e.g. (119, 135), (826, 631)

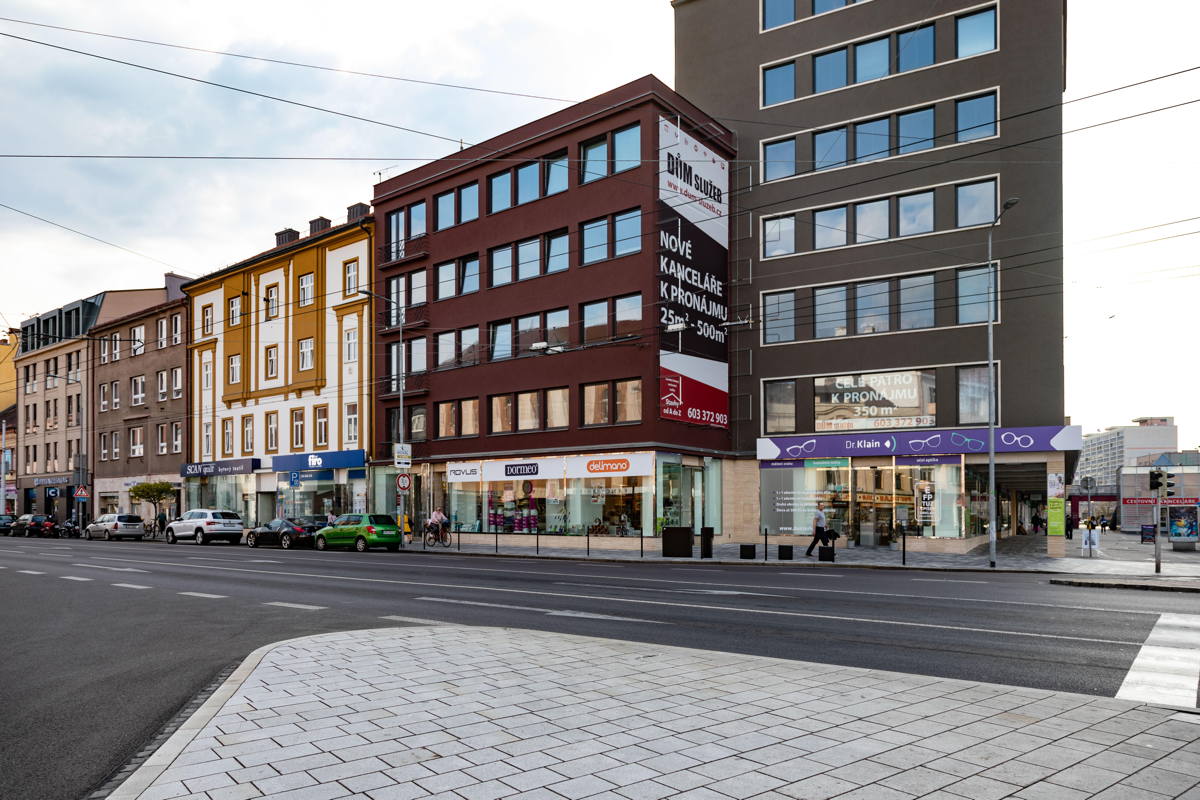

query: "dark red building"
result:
(370, 75), (737, 541)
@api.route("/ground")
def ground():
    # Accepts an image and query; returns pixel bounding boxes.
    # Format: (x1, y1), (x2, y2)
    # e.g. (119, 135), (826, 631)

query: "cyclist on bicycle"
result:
(425, 508), (451, 545)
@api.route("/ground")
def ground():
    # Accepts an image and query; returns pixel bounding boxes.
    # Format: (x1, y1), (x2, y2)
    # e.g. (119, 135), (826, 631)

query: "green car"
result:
(315, 514), (403, 552)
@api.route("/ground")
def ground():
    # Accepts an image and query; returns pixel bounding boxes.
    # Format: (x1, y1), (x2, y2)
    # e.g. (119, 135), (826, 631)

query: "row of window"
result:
(763, 7), (996, 103)
(21, 396), (83, 432)
(763, 365), (994, 435)
(764, 178), (997, 257)
(198, 263), (360, 337)
(98, 422), (184, 460)
(763, 91), (996, 181)
(763, 264), (995, 343)
(98, 315), (183, 363)
(198, 405), (360, 458)
(384, 124), (641, 256)
(21, 440), (83, 475)
(387, 210), (642, 315)
(22, 352), (85, 393)
(763, 0), (864, 29)
(97, 368), (184, 411)
(388, 378), (644, 443)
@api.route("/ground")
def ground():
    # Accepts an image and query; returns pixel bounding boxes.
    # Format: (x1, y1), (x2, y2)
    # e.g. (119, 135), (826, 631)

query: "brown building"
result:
(371, 75), (738, 539)
(674, 0), (1079, 550)
(91, 279), (188, 518)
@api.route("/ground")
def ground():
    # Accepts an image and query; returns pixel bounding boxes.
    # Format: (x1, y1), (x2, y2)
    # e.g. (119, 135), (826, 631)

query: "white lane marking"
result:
(674, 568), (725, 572)
(380, 615), (460, 625)
(72, 564), (149, 573)
(17, 570), (45, 575)
(415, 597), (667, 623)
(189, 557), (279, 563)
(83, 553), (1167, 619)
(912, 579), (989, 584)
(178, 592), (227, 599)
(264, 601), (326, 611)
(38, 552), (71, 557)
(61, 576), (93, 581)
(556, 582), (787, 598)
(777, 572), (843, 578)
(112, 583), (151, 589)
(1118, 613), (1200, 708)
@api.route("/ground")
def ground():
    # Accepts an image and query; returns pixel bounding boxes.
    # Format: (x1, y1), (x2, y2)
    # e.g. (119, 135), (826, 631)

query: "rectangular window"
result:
(582, 219), (608, 264)
(99, 383), (108, 412)
(409, 201), (426, 237)
(112, 430), (120, 460)
(581, 138), (608, 183)
(763, 138), (796, 182)
(488, 171), (512, 213)
(899, 274), (936, 330)
(172, 313), (182, 344)
(813, 127), (847, 170)
(763, 61), (796, 105)
(957, 8), (996, 58)
(222, 419), (234, 456)
(437, 331), (457, 369)
(545, 308), (569, 348)
(897, 108), (934, 154)
(516, 162), (539, 205)
(299, 273), (314, 306)
(517, 391), (540, 431)
(315, 406), (329, 447)
(613, 210), (641, 256)
(436, 261), (456, 300)
(765, 380), (797, 434)
(227, 298), (241, 327)
(460, 256), (480, 294)
(546, 388), (569, 429)
(545, 231), (569, 273)
(265, 413), (277, 451)
(459, 327), (480, 365)
(344, 328), (358, 363)
(291, 409), (304, 449)
(763, 0), (796, 29)
(490, 245), (513, 287)
(265, 284), (280, 318)
(156, 318), (167, 348)
(898, 24), (935, 71)
(437, 401), (458, 438)
(764, 291), (796, 344)
(517, 314), (541, 355)
(957, 93), (997, 142)
(957, 265), (995, 324)
(815, 369), (936, 431)
(201, 306), (213, 336)
(130, 375), (145, 405)
(855, 118), (889, 163)
(583, 383), (610, 426)
(855, 281), (890, 334)
(386, 277), (404, 324)
(242, 417), (253, 453)
(202, 361), (211, 390)
(344, 260), (358, 296)
(111, 332), (120, 360)
(299, 338), (314, 370)
(158, 423), (168, 455)
(408, 405), (427, 441)
(409, 270), (427, 305)
(408, 338), (427, 373)
(544, 153), (568, 195)
(490, 321), (513, 361)
(490, 395), (514, 434)
(387, 342), (403, 392)
(613, 124), (640, 173)
(111, 381), (120, 409)
(813, 206), (848, 249)
(613, 294), (642, 337)
(461, 399), (478, 436)
(264, 345), (278, 379)
(958, 365), (993, 424)
(814, 0), (853, 12)
(898, 191), (934, 235)
(435, 190), (455, 231)
(582, 300), (609, 344)
(615, 379), (641, 423)
(764, 214), (796, 257)
(854, 37), (889, 82)
(172, 367), (182, 398)
(459, 183), (479, 223)
(517, 239), (540, 281)
(855, 199), (889, 243)
(813, 285), (848, 338)
(957, 179), (996, 227)
(228, 355), (241, 385)
(386, 208), (405, 259)
(813, 49), (846, 93)
(100, 338), (108, 364)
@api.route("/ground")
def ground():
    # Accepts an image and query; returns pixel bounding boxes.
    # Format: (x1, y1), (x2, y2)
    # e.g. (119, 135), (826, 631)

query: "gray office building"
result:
(674, 0), (1078, 551)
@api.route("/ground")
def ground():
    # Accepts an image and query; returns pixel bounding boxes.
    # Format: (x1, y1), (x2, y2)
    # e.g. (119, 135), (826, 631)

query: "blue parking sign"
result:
(289, 471), (300, 488)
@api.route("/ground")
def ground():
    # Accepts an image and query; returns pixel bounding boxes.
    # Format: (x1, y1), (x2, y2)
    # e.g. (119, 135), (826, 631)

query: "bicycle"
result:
(424, 521), (452, 547)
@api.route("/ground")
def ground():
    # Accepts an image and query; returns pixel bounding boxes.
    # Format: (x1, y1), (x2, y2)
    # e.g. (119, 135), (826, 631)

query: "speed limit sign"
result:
(396, 473), (411, 492)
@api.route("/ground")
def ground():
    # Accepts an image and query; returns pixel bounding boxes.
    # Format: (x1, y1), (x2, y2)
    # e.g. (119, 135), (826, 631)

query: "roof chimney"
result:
(309, 217), (331, 235)
(346, 202), (370, 222)
(275, 228), (299, 247)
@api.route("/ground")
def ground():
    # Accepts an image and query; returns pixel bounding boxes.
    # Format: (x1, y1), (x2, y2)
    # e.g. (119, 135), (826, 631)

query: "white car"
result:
(85, 514), (146, 541)
(166, 509), (244, 545)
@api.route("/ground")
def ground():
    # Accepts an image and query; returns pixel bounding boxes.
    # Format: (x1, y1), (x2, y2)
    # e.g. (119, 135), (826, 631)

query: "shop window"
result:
(764, 380), (797, 434)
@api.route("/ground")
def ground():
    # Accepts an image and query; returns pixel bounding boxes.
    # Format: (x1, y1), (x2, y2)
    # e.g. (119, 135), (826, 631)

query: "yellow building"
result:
(181, 205), (374, 525)
(0, 333), (18, 411)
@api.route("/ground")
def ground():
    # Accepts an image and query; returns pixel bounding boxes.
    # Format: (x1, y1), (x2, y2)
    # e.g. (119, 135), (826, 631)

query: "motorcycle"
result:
(55, 519), (82, 538)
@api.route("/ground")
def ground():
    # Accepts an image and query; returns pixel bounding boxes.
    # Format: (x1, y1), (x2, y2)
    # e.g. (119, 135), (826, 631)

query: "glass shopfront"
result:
(275, 469), (367, 521)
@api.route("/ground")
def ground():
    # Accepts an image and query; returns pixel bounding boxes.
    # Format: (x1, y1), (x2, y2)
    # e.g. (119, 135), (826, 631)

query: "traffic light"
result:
(1150, 470), (1163, 492)
(1149, 470), (1177, 496)
(1164, 472), (1176, 497)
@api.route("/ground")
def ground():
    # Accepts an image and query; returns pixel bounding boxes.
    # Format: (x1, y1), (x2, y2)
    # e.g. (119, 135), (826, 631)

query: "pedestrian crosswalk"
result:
(1118, 613), (1200, 709)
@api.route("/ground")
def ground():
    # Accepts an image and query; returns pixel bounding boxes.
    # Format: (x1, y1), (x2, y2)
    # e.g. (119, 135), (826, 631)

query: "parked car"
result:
(246, 518), (321, 549)
(314, 514), (402, 552)
(165, 509), (244, 545)
(0, 514), (14, 535)
(11, 514), (56, 537)
(84, 514), (146, 541)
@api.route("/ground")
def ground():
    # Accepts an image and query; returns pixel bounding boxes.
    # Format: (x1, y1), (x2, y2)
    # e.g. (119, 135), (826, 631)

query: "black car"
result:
(0, 515), (14, 535)
(11, 514), (56, 537)
(246, 518), (321, 549)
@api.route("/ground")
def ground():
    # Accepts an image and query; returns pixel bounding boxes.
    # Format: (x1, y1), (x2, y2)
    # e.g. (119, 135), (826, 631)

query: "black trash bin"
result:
(662, 526), (693, 558)
(778, 544), (794, 560)
(740, 544), (756, 559)
(700, 526), (714, 559)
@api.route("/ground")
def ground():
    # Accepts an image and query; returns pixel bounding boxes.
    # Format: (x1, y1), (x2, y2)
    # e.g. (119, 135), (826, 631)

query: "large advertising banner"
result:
(1047, 472), (1065, 537)
(657, 116), (730, 429)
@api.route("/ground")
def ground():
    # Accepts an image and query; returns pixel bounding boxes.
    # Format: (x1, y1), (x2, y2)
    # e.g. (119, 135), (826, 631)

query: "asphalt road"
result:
(2, 537), (1199, 800)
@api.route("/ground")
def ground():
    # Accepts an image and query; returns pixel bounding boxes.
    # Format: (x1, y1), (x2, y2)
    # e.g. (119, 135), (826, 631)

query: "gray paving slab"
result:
(109, 626), (1200, 800)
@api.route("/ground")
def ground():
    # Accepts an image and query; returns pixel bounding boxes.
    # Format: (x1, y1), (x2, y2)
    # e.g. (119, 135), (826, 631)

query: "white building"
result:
(1077, 417), (1178, 488)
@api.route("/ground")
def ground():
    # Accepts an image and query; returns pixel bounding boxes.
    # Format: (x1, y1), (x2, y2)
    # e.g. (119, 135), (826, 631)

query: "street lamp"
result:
(987, 196), (1020, 568)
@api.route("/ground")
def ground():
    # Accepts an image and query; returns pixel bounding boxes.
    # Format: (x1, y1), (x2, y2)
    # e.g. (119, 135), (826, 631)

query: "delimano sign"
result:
(565, 452), (654, 479)
(587, 458), (630, 474)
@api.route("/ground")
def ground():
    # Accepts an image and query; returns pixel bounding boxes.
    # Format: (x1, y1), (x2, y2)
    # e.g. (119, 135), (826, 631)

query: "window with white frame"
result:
(265, 285), (279, 318)
(315, 406), (329, 447)
(344, 260), (359, 296)
(228, 296), (241, 326)
(171, 313), (181, 345)
(222, 419), (234, 455)
(100, 433), (108, 461)
(156, 318), (167, 348)
(345, 403), (359, 444)
(171, 421), (182, 453)
(291, 409), (304, 449)
(130, 427), (144, 457)
(99, 383), (108, 412)
(131, 375), (145, 405)
(157, 423), (168, 455)
(111, 430), (120, 459)
(265, 345), (278, 378)
(100, 338), (108, 364)
(299, 338), (314, 370)
(110, 381), (120, 409)
(157, 370), (167, 401)
(299, 273), (314, 306)
(202, 361), (212, 390)
(202, 422), (212, 457)
(228, 354), (241, 385)
(344, 329), (358, 363)
(131, 325), (145, 356)
(242, 417), (253, 453)
(171, 367), (182, 398)
(201, 305), (213, 336)
(111, 332), (120, 360)
(266, 413), (278, 451)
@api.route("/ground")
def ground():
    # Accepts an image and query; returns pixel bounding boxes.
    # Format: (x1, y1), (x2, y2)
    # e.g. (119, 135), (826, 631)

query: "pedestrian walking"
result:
(1083, 516), (1098, 552)
(155, 511), (167, 536)
(1065, 514), (1075, 541)
(805, 501), (830, 557)
(327, 511), (336, 527)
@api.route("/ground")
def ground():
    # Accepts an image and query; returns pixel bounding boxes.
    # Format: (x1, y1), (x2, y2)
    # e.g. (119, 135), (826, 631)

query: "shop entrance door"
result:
(853, 465), (894, 547)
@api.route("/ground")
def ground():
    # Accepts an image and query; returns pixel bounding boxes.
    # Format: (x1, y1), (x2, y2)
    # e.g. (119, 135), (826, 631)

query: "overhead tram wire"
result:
(0, 201), (185, 272)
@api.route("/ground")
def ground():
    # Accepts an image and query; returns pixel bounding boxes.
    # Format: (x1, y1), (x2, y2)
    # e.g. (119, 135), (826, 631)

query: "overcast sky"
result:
(1, 1), (1197, 446)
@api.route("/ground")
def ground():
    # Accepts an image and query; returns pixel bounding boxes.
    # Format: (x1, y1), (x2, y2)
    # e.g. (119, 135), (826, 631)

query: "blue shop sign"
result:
(271, 449), (366, 472)
(181, 458), (261, 477)
(277, 470), (335, 483)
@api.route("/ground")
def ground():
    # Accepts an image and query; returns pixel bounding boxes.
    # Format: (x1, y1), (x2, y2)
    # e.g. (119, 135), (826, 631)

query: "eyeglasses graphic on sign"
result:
(907, 433), (942, 452)
(1000, 432), (1034, 448)
(784, 439), (818, 457)
(950, 432), (985, 451)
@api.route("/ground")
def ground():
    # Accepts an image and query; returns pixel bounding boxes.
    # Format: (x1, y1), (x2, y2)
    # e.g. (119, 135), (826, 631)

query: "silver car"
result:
(166, 509), (244, 545)
(85, 514), (146, 541)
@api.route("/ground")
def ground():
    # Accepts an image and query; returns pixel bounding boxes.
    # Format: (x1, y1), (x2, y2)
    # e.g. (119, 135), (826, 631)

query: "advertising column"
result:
(657, 116), (730, 429)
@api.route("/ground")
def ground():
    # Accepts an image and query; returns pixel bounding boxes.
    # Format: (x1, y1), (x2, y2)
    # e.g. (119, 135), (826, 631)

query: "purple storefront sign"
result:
(757, 425), (1082, 461)
(894, 455), (962, 466)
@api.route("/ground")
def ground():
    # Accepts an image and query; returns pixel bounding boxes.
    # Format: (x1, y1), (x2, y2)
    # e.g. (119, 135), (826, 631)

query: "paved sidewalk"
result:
(111, 626), (1200, 800)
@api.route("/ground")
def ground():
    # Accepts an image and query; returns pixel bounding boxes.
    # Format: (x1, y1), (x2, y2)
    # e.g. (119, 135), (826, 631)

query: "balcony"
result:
(378, 234), (429, 268)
